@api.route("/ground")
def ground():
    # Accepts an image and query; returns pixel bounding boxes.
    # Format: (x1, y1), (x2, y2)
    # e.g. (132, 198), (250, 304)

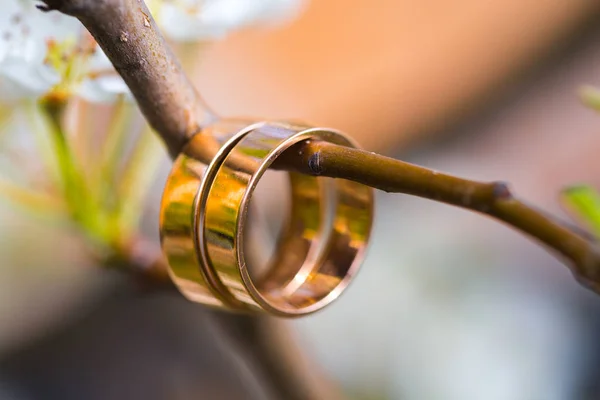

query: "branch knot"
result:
(308, 151), (323, 175)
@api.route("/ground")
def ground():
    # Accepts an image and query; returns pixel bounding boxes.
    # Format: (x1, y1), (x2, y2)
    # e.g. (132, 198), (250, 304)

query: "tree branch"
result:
(278, 141), (600, 292)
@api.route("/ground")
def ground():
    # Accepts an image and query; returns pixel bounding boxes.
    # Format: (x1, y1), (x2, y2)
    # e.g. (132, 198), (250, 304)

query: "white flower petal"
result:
(0, 56), (59, 102)
(155, 0), (304, 41)
(77, 75), (130, 103)
(77, 47), (130, 103)
(0, 0), (82, 102)
(88, 46), (113, 70)
(160, 3), (223, 41)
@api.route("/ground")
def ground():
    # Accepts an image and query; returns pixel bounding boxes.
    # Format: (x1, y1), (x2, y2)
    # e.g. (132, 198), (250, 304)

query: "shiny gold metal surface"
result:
(159, 120), (374, 317)
(159, 120), (257, 310)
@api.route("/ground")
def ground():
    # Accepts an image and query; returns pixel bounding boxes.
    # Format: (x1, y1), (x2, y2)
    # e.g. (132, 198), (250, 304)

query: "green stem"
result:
(40, 99), (96, 234)
(94, 95), (134, 230)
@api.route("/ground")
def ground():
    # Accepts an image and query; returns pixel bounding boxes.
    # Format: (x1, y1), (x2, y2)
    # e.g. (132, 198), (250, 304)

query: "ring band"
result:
(159, 121), (374, 317)
(160, 119), (256, 309)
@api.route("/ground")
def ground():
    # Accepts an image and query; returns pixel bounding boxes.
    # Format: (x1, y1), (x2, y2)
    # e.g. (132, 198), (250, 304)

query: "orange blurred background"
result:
(200, 0), (600, 151)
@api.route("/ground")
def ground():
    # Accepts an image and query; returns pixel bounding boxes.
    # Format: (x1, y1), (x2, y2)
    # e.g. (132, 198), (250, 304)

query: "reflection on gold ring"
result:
(160, 120), (374, 317)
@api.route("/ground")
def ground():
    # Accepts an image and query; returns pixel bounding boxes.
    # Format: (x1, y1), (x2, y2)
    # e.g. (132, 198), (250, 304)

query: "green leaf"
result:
(578, 85), (600, 112)
(561, 185), (600, 238)
(39, 99), (99, 235)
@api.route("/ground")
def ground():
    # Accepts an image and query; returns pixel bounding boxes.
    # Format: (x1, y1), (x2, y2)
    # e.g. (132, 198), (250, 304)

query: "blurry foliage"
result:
(562, 185), (600, 239)
(0, 96), (164, 263)
(559, 86), (600, 239)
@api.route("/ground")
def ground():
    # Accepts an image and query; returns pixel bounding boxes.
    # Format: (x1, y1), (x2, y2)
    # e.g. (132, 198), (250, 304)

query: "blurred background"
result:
(2, 0), (600, 399)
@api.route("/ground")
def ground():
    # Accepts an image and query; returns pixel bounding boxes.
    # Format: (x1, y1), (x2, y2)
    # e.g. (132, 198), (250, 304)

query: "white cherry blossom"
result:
(0, 0), (127, 104)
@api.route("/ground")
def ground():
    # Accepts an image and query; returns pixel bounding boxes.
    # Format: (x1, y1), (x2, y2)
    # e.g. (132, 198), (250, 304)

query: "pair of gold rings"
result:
(159, 120), (374, 317)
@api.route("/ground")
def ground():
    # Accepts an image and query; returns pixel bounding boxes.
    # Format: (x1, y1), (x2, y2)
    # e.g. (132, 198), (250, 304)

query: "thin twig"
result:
(127, 136), (600, 293)
(278, 140), (600, 292)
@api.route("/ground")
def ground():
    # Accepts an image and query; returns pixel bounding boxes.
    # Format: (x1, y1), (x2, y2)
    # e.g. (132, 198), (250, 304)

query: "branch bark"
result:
(278, 140), (600, 292)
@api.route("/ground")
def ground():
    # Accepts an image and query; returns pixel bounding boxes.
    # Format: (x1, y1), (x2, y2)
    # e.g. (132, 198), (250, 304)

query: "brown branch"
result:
(126, 135), (600, 293)
(277, 140), (600, 292)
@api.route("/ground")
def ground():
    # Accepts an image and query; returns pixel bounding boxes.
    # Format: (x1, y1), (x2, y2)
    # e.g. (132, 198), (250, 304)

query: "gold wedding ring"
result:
(159, 120), (374, 317)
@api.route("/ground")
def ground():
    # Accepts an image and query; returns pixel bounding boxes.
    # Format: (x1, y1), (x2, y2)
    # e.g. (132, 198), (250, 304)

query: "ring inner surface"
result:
(258, 175), (372, 314)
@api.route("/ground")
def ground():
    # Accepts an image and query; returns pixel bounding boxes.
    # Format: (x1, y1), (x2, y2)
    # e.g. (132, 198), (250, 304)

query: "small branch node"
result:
(492, 181), (512, 200)
(308, 152), (323, 176)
